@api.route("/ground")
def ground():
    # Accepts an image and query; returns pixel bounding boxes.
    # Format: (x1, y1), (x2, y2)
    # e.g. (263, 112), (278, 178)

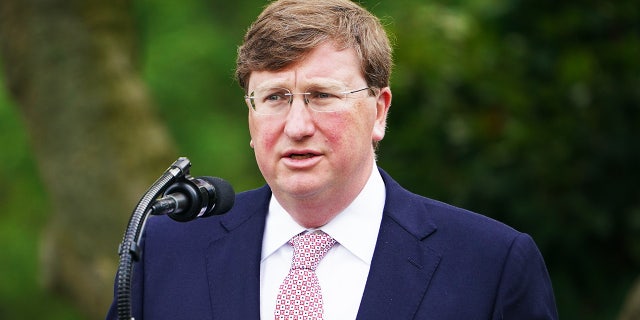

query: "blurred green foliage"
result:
(133, 0), (264, 191)
(0, 67), (85, 319)
(375, 0), (639, 318)
(0, 0), (637, 319)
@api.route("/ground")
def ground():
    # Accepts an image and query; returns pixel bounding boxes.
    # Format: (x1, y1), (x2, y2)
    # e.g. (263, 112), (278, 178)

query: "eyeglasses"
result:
(245, 86), (372, 115)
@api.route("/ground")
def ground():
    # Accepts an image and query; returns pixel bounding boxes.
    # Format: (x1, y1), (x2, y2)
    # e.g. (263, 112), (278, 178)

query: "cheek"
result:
(317, 114), (348, 142)
(249, 117), (279, 148)
(321, 111), (373, 148)
(249, 124), (278, 174)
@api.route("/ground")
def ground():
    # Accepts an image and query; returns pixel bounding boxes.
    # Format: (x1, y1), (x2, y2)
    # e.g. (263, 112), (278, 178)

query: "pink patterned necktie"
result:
(275, 231), (336, 320)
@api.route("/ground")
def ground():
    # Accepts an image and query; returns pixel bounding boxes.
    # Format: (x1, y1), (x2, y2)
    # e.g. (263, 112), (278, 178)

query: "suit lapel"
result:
(204, 186), (270, 319)
(356, 170), (441, 319)
(201, 171), (441, 319)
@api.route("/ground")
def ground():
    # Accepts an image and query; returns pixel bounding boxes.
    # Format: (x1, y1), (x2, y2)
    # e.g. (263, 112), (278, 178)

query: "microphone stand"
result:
(116, 157), (193, 320)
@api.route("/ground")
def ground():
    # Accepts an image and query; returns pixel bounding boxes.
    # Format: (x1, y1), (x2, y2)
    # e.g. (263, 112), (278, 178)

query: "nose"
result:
(283, 95), (315, 140)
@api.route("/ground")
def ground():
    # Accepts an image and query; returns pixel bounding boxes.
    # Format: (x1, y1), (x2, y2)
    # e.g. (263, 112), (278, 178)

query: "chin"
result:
(278, 178), (327, 199)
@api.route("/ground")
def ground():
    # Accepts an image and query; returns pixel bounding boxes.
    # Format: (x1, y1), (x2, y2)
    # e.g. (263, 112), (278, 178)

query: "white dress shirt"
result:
(260, 165), (386, 319)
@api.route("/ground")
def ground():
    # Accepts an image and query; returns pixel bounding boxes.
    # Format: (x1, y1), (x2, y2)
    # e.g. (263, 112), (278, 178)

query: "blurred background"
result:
(0, 0), (638, 319)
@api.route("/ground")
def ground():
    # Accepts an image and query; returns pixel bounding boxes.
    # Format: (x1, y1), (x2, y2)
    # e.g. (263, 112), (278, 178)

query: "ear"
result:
(249, 139), (254, 148)
(372, 87), (392, 142)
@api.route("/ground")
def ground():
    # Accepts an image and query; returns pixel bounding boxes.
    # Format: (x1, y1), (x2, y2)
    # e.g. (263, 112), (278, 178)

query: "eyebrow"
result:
(253, 78), (348, 92)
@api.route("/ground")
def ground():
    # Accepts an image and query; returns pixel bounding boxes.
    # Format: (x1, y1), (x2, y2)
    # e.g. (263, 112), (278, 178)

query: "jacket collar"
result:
(356, 168), (441, 319)
(203, 168), (441, 319)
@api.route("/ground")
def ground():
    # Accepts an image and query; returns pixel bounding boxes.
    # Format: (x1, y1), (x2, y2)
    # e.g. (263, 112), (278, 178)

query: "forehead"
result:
(247, 42), (364, 91)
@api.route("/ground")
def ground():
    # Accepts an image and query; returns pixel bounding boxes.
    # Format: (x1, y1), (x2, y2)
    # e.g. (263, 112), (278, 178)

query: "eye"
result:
(308, 91), (338, 100)
(266, 94), (282, 101)
(261, 89), (289, 103)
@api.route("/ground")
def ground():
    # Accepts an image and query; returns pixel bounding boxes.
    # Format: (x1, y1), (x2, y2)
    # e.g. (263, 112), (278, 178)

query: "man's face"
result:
(246, 42), (391, 208)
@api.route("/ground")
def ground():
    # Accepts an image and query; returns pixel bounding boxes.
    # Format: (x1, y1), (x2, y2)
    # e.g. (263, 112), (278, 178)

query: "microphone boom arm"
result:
(116, 157), (193, 320)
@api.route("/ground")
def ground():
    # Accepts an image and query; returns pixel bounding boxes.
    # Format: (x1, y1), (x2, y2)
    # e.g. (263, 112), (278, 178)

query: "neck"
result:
(276, 163), (375, 229)
(284, 199), (347, 229)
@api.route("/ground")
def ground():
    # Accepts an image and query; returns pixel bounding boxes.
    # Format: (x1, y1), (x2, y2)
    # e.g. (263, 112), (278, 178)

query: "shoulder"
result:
(142, 185), (271, 247)
(379, 167), (524, 250)
(377, 168), (558, 317)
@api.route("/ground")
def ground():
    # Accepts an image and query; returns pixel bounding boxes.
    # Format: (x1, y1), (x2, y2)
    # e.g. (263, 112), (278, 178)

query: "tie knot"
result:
(290, 231), (336, 271)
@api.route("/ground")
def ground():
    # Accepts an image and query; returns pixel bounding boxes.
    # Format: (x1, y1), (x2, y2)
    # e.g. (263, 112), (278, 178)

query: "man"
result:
(107, 0), (558, 319)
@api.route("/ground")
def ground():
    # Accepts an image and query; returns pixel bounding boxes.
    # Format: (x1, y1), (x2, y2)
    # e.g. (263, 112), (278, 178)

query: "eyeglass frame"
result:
(244, 86), (375, 115)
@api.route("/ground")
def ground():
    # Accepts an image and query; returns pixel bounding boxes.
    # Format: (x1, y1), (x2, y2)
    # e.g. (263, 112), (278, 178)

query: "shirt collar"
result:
(261, 164), (386, 265)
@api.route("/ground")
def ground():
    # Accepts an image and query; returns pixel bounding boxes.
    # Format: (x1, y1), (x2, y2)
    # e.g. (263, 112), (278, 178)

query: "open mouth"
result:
(289, 153), (316, 160)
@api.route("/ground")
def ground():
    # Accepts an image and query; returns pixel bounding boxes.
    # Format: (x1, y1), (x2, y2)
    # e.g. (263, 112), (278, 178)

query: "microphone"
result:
(150, 176), (235, 222)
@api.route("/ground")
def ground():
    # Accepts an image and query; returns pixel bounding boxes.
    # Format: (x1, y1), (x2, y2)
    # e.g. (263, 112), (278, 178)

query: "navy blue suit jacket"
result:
(107, 168), (558, 319)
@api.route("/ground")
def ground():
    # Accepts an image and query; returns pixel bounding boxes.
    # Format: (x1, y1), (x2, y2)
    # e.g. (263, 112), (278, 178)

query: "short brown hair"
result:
(236, 0), (393, 92)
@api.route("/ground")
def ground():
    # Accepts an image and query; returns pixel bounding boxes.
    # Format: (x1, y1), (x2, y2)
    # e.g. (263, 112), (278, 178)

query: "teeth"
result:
(290, 153), (313, 159)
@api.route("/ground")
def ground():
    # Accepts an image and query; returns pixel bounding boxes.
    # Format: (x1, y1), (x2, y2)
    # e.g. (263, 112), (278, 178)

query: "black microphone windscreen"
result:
(200, 176), (235, 216)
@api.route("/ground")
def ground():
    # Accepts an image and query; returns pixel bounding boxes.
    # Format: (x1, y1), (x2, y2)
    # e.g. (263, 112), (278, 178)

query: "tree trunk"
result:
(619, 276), (640, 320)
(0, 0), (177, 318)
